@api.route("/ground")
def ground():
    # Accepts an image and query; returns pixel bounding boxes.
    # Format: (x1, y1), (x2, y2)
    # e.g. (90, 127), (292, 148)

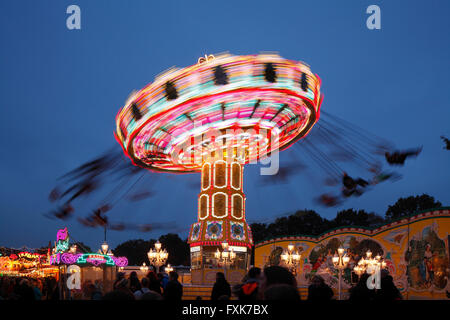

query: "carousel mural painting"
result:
(405, 222), (448, 291)
(255, 207), (450, 299)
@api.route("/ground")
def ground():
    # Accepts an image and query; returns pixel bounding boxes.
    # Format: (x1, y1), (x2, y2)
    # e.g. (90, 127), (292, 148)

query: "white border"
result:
(198, 194), (209, 220)
(201, 162), (211, 191)
(231, 162), (241, 190)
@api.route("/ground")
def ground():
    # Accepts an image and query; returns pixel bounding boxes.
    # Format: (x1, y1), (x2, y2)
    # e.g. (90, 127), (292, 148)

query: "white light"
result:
(101, 242), (109, 254)
(228, 246), (246, 252)
(221, 241), (229, 250)
(343, 255), (350, 264)
(190, 246), (201, 253)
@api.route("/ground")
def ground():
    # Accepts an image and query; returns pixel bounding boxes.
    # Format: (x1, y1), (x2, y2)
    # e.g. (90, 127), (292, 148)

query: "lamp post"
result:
(214, 241), (236, 279)
(101, 241), (109, 255)
(140, 262), (149, 274)
(332, 247), (350, 300)
(69, 245), (77, 254)
(99, 240), (109, 294)
(280, 243), (301, 275)
(165, 264), (173, 273)
(147, 240), (168, 273)
(354, 250), (387, 281)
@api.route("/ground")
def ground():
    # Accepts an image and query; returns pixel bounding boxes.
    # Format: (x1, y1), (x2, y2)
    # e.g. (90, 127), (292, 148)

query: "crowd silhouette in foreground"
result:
(0, 266), (402, 301)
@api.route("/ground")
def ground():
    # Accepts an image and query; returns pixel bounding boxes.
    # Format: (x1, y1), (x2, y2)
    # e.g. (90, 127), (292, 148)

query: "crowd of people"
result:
(103, 270), (183, 300)
(0, 266), (402, 301)
(207, 265), (402, 301)
(0, 276), (60, 300)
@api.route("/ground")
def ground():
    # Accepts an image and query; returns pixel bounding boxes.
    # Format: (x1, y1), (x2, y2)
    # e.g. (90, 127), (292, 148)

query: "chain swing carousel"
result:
(115, 53), (322, 283)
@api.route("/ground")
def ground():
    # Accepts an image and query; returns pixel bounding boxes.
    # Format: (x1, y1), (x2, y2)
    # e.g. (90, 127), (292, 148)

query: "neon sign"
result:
(51, 253), (128, 267)
(18, 252), (45, 260)
(55, 227), (69, 253)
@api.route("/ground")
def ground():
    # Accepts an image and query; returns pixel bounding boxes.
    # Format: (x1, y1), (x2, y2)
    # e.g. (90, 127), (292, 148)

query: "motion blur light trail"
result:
(46, 52), (422, 233)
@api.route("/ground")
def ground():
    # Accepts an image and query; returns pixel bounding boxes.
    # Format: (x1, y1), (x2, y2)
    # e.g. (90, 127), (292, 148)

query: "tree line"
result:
(250, 194), (442, 243)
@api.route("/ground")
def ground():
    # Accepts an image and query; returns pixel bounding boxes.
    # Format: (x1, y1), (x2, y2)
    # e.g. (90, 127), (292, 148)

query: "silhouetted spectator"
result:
(375, 270), (402, 301)
(263, 284), (301, 300)
(103, 290), (135, 300)
(157, 272), (169, 291)
(349, 273), (375, 301)
(260, 266), (299, 299)
(235, 267), (261, 301)
(48, 278), (60, 300)
(164, 271), (183, 301)
(114, 278), (135, 299)
(32, 279), (42, 301)
(307, 275), (334, 301)
(113, 272), (125, 290)
(141, 291), (163, 300)
(129, 271), (141, 292)
(17, 279), (35, 301)
(211, 272), (231, 300)
(134, 277), (151, 300)
(147, 271), (162, 294)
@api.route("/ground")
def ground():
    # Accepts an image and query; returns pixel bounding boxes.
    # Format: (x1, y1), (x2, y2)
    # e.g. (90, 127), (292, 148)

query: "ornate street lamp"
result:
(354, 250), (387, 278)
(101, 241), (109, 255)
(147, 240), (168, 273)
(165, 264), (174, 273)
(140, 262), (149, 273)
(332, 247), (350, 300)
(69, 245), (77, 254)
(280, 243), (301, 275)
(215, 241), (236, 278)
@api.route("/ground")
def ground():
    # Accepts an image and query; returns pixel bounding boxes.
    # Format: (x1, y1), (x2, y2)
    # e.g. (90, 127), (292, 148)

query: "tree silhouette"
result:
(159, 233), (190, 266)
(385, 194), (442, 221)
(113, 239), (155, 266)
(331, 209), (384, 228)
(112, 234), (190, 266)
(249, 194), (443, 242)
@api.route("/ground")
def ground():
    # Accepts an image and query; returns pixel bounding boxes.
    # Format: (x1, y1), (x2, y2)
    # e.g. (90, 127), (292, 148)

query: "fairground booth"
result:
(49, 227), (128, 299)
(0, 249), (58, 279)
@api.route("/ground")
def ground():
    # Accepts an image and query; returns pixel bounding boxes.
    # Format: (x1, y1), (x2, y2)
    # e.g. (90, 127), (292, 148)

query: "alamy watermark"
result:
(66, 5), (81, 30)
(366, 5), (381, 30)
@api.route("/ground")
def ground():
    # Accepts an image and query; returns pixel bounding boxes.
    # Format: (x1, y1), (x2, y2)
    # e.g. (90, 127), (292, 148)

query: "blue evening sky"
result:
(0, 0), (449, 250)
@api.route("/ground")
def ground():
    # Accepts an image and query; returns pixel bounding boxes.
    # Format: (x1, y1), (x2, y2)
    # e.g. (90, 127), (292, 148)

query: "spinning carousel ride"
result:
(115, 53), (323, 283)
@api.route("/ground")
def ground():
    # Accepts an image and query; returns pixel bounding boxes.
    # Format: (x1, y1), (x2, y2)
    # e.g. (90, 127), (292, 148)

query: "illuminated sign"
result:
(190, 246), (201, 253)
(229, 246), (247, 252)
(18, 252), (45, 260)
(50, 253), (128, 267)
(55, 227), (69, 253)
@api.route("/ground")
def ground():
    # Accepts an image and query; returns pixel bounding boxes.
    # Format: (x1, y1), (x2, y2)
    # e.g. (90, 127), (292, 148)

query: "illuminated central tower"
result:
(188, 151), (253, 284)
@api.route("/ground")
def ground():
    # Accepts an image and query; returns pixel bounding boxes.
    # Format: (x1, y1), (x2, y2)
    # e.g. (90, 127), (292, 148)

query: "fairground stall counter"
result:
(49, 228), (128, 300)
(0, 251), (59, 279)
